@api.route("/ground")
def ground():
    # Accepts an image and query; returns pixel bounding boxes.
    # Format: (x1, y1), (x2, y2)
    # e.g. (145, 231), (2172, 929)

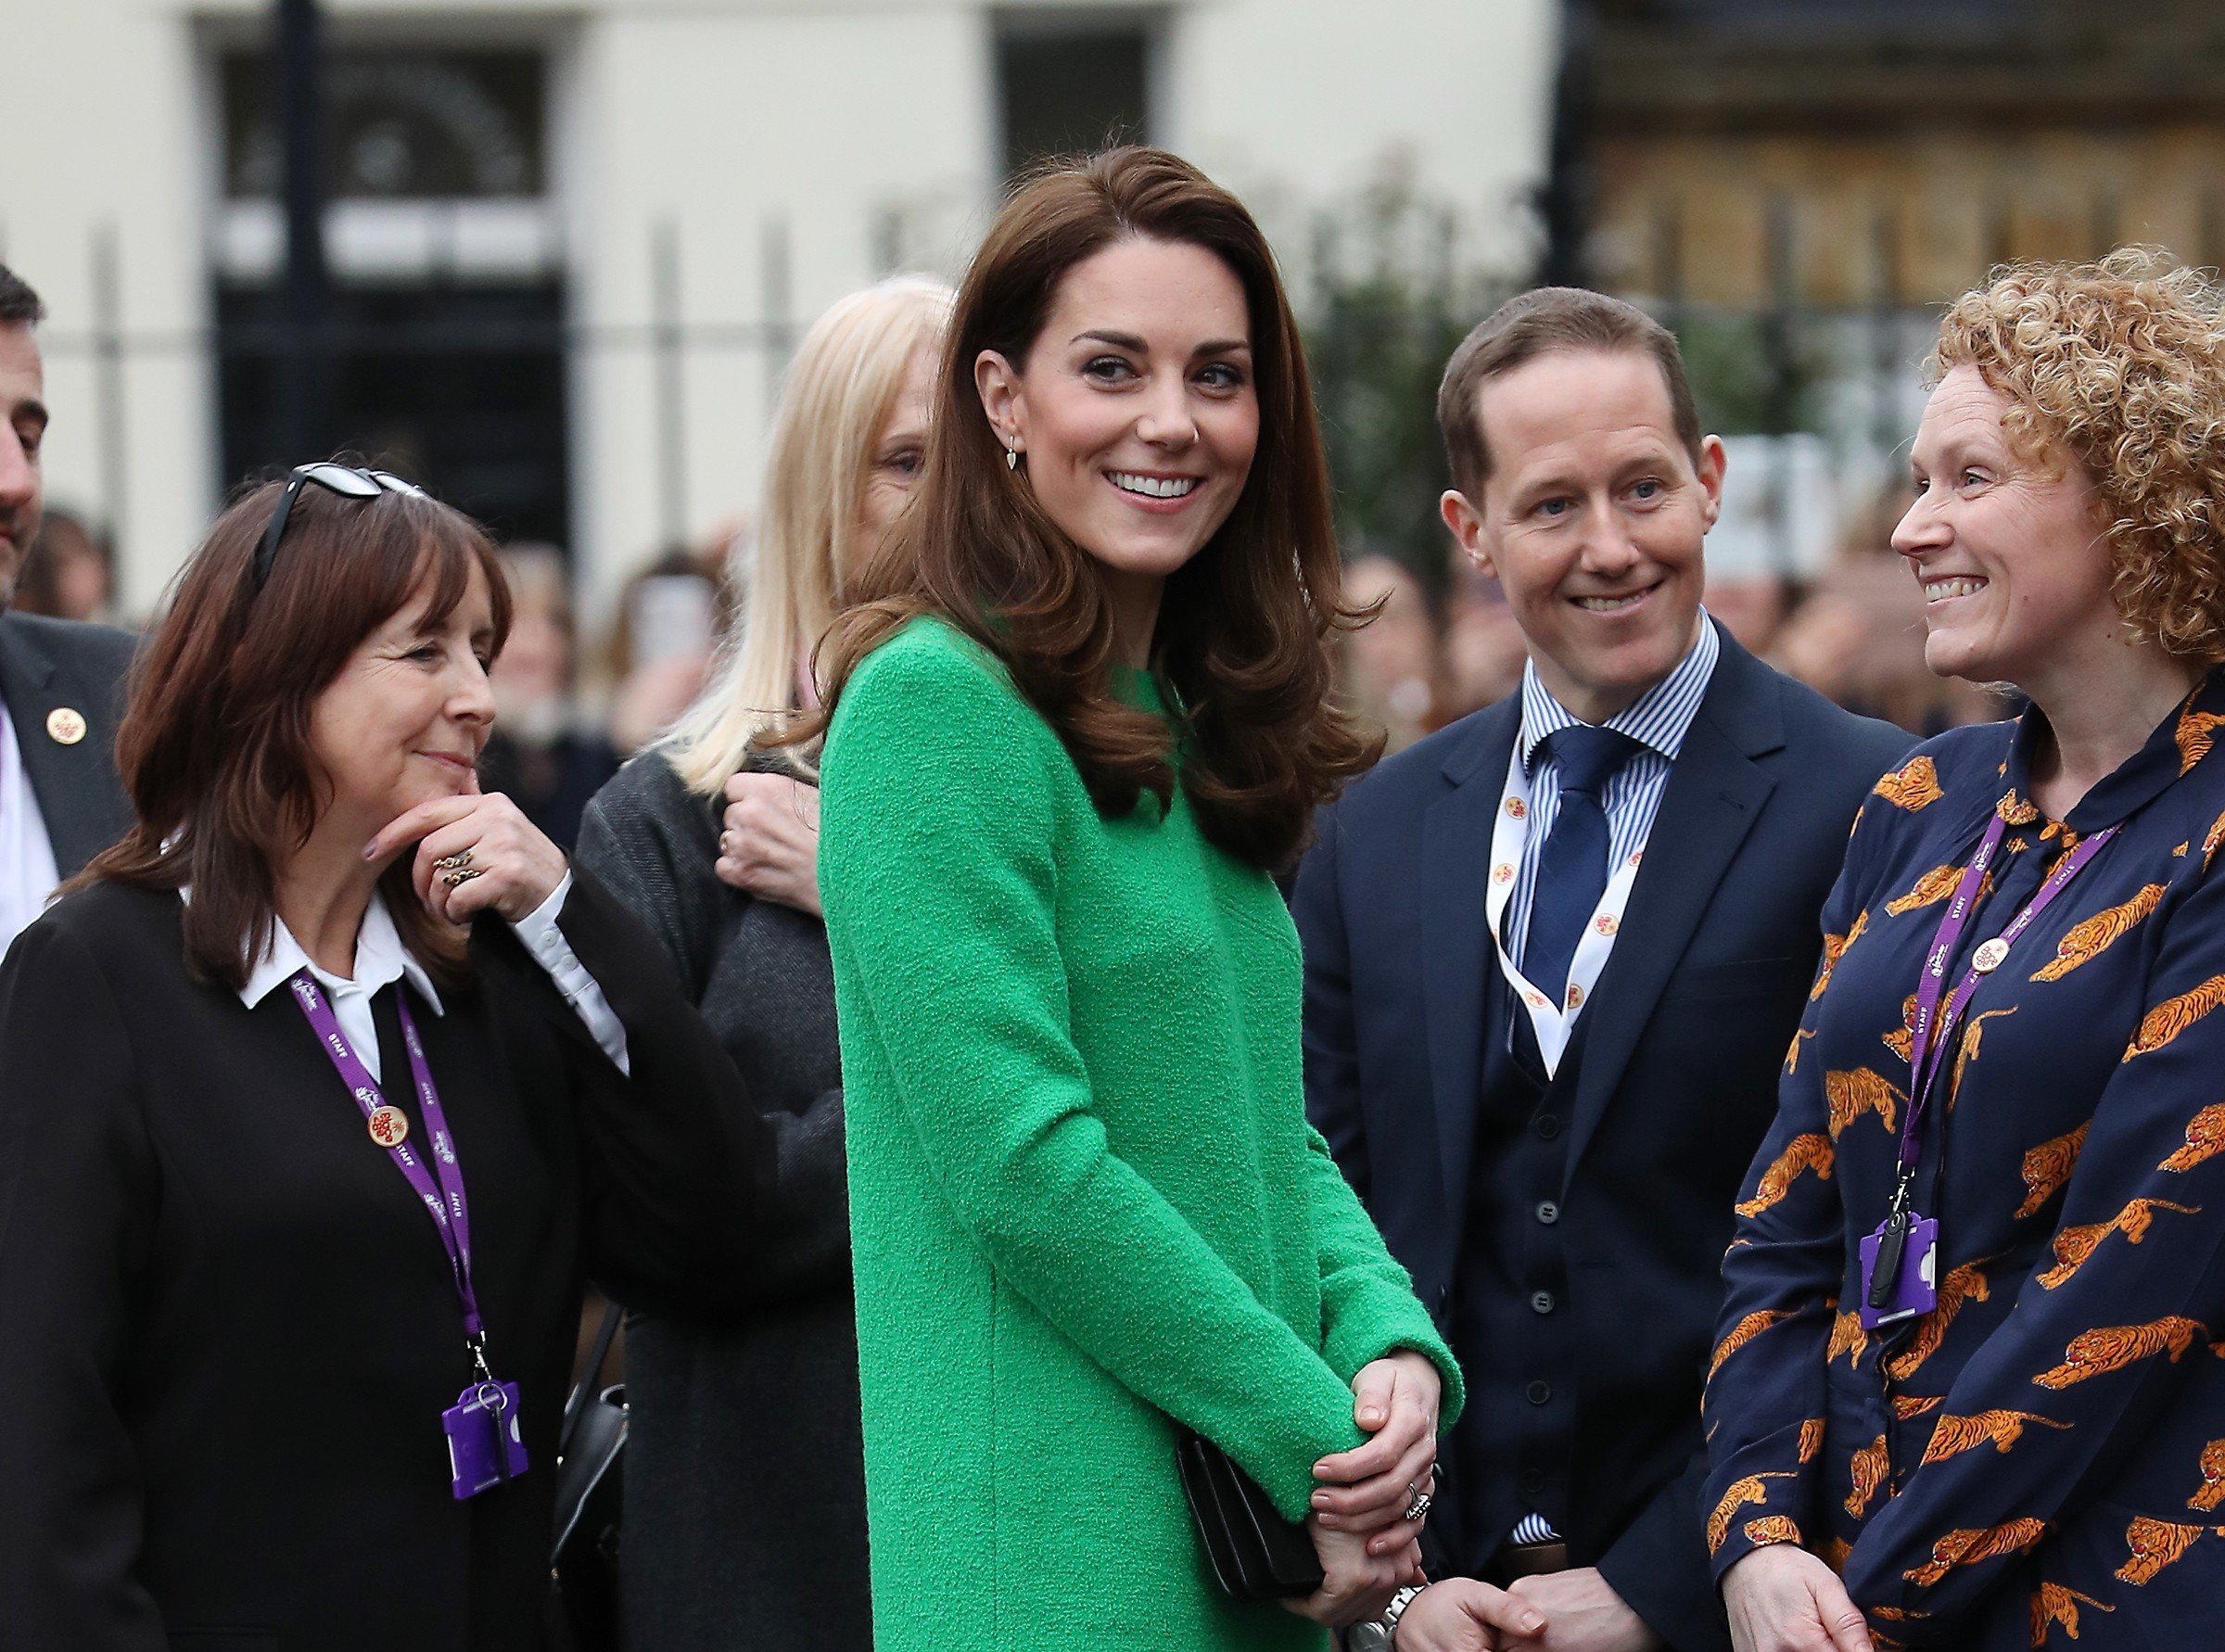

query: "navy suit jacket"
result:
(0, 610), (135, 881)
(1295, 627), (1911, 1651)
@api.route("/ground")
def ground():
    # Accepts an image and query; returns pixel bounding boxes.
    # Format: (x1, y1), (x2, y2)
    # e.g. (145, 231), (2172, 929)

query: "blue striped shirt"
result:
(1504, 616), (1722, 977)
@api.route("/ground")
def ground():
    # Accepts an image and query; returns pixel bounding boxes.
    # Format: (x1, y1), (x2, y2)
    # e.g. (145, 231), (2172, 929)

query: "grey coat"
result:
(576, 750), (869, 1651)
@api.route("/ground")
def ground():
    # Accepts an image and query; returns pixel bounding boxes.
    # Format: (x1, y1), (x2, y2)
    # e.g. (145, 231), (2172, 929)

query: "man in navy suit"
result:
(0, 263), (134, 960)
(1300, 289), (1910, 1652)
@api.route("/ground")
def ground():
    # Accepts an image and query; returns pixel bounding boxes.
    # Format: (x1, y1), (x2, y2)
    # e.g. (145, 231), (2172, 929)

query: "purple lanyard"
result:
(1896, 811), (2118, 1184)
(288, 971), (489, 1364)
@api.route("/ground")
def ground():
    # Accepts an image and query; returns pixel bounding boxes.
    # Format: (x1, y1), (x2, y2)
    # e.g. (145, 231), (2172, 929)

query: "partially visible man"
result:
(1299, 289), (1911, 1652)
(0, 263), (134, 959)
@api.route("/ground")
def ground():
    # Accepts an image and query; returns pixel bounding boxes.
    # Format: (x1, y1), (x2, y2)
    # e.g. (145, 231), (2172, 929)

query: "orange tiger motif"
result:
(2125, 974), (2225, 1060)
(1845, 1433), (1890, 1518)
(2161, 1102), (2225, 1173)
(1905, 1518), (2048, 1585)
(1783, 1027), (1814, 1076)
(1887, 864), (1965, 917)
(1798, 1417), (1826, 1463)
(1812, 910), (1870, 1001)
(1824, 1068), (1903, 1139)
(1949, 1007), (2017, 1108)
(1744, 1515), (1803, 1548)
(2191, 1439), (2225, 1514)
(1826, 1310), (1868, 1369)
(1819, 1534), (1851, 1574)
(2037, 1199), (2201, 1289)
(2030, 884), (2168, 983)
(1710, 1309), (1796, 1381)
(1997, 790), (2041, 826)
(1736, 1135), (1836, 1218)
(1706, 1472), (1795, 1554)
(2029, 1582), (2113, 1643)
(1892, 1392), (1945, 1419)
(1882, 993), (1918, 1064)
(1884, 1259), (1995, 1380)
(2116, 1516), (2207, 1583)
(1918, 1409), (2070, 1464)
(2016, 1123), (2090, 1219)
(1874, 756), (1943, 811)
(2035, 1317), (2208, 1389)
(2203, 806), (2225, 869)
(2175, 702), (2225, 774)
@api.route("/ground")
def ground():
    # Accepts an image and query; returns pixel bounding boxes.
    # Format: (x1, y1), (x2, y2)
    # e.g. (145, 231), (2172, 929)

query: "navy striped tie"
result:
(1521, 725), (1638, 1008)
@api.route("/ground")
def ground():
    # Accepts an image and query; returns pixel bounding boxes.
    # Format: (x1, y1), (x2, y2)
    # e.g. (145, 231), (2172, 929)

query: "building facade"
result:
(6, 0), (1556, 615)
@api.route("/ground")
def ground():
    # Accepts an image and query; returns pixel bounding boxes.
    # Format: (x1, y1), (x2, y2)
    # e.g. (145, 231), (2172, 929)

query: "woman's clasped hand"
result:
(1288, 1351), (1443, 1623)
(1722, 1546), (1874, 1652)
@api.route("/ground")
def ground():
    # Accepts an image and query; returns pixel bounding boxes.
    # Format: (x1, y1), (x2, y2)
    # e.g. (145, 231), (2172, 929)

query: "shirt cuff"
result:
(510, 870), (631, 1075)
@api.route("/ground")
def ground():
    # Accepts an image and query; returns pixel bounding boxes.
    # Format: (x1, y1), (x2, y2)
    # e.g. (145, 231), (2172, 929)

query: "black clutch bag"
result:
(1174, 1428), (1326, 1601)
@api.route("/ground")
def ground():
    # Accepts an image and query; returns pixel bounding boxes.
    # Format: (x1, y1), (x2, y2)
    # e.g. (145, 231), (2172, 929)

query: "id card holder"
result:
(442, 1379), (528, 1500)
(1858, 1214), (1939, 1329)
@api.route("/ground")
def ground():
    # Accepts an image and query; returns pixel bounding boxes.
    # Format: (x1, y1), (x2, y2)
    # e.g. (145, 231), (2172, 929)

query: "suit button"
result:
(1521, 1468), (1546, 1496)
(1525, 1380), (1552, 1405)
(1535, 1201), (1560, 1226)
(1531, 1290), (1556, 1315)
(1433, 1284), (1451, 1311)
(1534, 1113), (1561, 1140)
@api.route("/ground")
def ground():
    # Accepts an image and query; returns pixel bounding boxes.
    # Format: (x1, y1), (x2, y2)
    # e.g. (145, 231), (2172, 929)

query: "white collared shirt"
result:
(219, 871), (629, 1080)
(0, 689), (63, 964)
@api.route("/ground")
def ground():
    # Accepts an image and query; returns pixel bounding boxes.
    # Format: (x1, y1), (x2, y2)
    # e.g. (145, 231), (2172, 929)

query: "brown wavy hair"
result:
(78, 477), (512, 990)
(1933, 248), (2225, 663)
(795, 146), (1379, 872)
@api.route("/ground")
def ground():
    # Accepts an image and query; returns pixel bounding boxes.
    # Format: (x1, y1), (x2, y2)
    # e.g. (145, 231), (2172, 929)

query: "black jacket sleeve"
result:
(1294, 802), (1372, 1201)
(575, 768), (854, 1309)
(482, 867), (781, 1319)
(0, 919), (168, 1650)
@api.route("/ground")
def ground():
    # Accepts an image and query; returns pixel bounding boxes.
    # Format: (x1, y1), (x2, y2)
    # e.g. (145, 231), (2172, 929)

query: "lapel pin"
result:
(45, 707), (87, 746)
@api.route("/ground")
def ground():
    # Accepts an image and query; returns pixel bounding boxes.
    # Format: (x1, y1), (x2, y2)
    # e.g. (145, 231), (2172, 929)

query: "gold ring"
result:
(434, 850), (475, 873)
(440, 864), (485, 890)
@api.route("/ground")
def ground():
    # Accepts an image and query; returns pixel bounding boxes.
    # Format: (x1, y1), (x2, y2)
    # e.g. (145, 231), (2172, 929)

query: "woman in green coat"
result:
(806, 146), (1465, 1650)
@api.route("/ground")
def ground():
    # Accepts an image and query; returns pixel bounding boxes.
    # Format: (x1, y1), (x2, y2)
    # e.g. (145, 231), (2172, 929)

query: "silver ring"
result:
(1402, 1487), (1433, 1523)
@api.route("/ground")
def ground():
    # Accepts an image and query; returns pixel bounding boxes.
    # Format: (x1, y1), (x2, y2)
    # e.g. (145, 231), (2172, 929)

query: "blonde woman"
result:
(575, 274), (949, 1651)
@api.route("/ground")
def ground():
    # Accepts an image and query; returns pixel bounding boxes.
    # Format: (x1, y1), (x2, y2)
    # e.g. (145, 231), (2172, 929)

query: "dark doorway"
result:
(997, 17), (1153, 177)
(215, 281), (569, 546)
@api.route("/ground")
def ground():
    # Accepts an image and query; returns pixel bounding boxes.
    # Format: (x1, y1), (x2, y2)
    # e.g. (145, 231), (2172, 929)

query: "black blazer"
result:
(1294, 629), (1911, 1651)
(0, 610), (135, 878)
(0, 870), (776, 1652)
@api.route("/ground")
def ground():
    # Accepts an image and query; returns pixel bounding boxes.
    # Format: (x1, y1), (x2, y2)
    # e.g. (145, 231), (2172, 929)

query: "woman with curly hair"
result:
(1706, 249), (2225, 1652)
(806, 147), (1463, 1649)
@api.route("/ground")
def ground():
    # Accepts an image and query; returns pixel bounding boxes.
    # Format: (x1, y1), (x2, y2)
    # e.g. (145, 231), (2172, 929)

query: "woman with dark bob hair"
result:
(1707, 250), (2225, 1652)
(0, 469), (773, 1649)
(804, 146), (1463, 1649)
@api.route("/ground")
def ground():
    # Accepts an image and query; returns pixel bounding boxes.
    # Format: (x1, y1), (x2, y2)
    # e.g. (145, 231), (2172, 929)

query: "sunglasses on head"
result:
(253, 462), (432, 591)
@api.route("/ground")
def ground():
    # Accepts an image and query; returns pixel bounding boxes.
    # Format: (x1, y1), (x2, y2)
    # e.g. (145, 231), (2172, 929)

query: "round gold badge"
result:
(366, 1105), (410, 1149)
(45, 707), (87, 746)
(1972, 937), (2011, 974)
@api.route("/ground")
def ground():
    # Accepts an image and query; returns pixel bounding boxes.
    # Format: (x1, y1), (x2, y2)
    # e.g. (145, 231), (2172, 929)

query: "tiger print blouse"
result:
(1702, 677), (2225, 1650)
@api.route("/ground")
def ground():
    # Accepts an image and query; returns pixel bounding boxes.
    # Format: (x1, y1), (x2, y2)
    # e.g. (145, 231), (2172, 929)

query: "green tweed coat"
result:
(819, 619), (1464, 1650)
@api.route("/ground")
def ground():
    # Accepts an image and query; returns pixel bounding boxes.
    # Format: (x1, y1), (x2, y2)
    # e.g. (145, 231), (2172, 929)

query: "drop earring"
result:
(1005, 447), (1020, 471)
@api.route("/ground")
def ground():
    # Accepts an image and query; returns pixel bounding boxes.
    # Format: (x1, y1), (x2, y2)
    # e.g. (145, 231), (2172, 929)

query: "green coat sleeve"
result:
(1300, 1119), (1465, 1417)
(820, 629), (1384, 1518)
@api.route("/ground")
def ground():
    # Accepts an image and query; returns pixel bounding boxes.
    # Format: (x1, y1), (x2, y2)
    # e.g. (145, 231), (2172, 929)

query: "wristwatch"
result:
(1345, 1584), (1427, 1651)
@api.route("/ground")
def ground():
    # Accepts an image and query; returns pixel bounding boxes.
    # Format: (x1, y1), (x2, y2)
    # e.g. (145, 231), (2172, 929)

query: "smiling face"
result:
(1442, 347), (1723, 722)
(975, 235), (1259, 656)
(307, 556), (499, 842)
(0, 323), (47, 605)
(1892, 363), (2120, 693)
